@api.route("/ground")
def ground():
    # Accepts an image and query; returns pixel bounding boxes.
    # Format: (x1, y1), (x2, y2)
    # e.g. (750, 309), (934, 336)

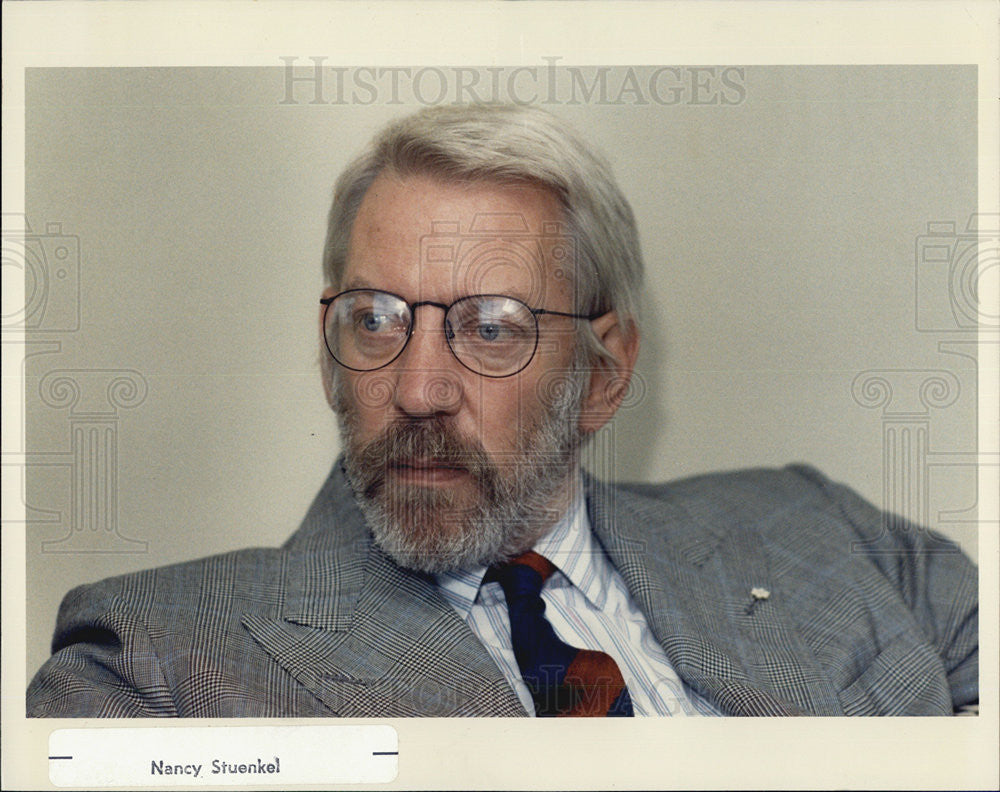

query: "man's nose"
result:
(391, 308), (463, 417)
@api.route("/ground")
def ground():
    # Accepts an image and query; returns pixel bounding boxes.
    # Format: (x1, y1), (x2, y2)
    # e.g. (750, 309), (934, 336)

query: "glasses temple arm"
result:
(533, 308), (609, 320)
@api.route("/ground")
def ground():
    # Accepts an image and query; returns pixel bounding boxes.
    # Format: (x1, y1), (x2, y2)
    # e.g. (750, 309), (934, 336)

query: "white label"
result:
(48, 725), (398, 787)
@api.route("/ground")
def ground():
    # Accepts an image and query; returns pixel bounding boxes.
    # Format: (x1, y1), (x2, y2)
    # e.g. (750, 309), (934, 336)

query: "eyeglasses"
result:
(321, 289), (603, 378)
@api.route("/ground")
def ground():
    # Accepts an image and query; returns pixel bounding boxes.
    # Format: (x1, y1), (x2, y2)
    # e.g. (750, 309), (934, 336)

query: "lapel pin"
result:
(745, 587), (771, 615)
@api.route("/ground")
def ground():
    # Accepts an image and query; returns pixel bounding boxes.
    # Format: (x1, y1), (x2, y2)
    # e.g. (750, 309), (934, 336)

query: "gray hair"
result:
(322, 104), (643, 361)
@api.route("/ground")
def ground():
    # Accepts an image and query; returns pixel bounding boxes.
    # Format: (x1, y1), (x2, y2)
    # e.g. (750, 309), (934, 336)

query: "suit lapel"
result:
(242, 460), (844, 716)
(242, 463), (525, 717)
(586, 474), (842, 716)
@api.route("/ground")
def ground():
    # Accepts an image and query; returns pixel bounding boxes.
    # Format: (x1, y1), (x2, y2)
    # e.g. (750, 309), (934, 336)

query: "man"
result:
(28, 104), (977, 717)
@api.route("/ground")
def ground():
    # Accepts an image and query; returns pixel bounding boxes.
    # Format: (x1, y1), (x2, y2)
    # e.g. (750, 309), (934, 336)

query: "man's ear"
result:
(319, 286), (337, 407)
(577, 311), (640, 435)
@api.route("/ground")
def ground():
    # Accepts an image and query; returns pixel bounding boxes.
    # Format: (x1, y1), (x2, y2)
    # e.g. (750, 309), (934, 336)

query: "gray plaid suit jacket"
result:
(27, 461), (978, 717)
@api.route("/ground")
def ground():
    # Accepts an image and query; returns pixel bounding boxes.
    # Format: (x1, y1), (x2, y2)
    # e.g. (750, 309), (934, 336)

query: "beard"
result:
(333, 361), (588, 574)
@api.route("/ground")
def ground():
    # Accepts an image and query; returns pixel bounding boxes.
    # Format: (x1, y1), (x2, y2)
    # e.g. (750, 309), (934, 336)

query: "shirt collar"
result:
(436, 475), (612, 618)
(534, 485), (612, 611)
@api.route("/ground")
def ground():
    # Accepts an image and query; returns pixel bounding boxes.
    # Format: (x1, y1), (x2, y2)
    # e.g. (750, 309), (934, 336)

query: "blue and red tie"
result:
(486, 551), (634, 717)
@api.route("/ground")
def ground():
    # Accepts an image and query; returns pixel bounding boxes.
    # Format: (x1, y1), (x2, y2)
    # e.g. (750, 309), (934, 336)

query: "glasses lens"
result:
(446, 296), (537, 376)
(325, 290), (410, 371)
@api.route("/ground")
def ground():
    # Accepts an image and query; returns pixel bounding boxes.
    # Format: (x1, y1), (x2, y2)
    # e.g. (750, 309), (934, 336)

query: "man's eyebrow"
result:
(336, 280), (539, 306)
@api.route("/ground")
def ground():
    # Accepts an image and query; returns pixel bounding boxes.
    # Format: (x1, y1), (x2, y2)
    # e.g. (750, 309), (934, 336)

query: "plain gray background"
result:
(23, 65), (979, 678)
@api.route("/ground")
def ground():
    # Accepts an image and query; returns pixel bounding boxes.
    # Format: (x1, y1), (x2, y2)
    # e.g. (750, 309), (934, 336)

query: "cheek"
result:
(352, 371), (398, 416)
(470, 378), (545, 449)
(336, 371), (397, 424)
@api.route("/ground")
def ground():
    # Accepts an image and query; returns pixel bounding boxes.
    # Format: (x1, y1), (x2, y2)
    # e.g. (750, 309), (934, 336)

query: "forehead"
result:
(344, 173), (575, 305)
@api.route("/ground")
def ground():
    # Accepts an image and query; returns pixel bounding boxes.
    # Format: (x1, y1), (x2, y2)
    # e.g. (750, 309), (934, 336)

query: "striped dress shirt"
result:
(437, 486), (720, 716)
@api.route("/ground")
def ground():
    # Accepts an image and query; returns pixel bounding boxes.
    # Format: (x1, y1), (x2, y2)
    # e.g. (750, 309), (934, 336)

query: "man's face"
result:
(323, 172), (589, 573)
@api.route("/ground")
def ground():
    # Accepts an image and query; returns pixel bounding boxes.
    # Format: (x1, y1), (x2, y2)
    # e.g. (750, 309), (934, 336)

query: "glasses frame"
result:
(321, 288), (605, 378)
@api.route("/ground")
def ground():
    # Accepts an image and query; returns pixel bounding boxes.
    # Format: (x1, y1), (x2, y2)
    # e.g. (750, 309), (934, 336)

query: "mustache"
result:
(353, 419), (497, 484)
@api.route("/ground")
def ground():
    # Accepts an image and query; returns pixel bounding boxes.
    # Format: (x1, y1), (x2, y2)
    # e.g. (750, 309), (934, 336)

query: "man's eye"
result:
(466, 322), (528, 344)
(477, 323), (502, 342)
(358, 312), (391, 332)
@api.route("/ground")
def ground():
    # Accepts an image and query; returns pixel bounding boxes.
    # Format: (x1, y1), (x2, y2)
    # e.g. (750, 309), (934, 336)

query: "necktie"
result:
(486, 551), (634, 717)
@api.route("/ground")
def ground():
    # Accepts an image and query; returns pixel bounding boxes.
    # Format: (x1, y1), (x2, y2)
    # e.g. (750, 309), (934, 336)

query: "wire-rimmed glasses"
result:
(321, 288), (603, 378)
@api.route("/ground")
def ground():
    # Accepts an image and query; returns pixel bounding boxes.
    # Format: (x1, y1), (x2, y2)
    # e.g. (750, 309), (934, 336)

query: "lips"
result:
(390, 459), (469, 484)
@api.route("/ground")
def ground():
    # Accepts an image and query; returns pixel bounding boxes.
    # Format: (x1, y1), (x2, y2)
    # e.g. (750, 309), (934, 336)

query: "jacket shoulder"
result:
(610, 463), (837, 524)
(57, 546), (286, 620)
(30, 546), (318, 717)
